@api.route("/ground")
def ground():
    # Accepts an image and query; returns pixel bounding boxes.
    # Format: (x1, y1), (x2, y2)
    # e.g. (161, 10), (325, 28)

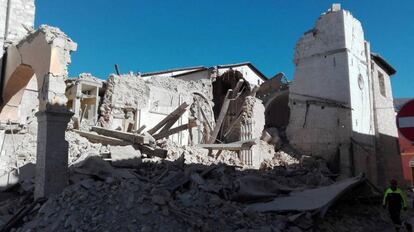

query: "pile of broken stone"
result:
(0, 129), (394, 232)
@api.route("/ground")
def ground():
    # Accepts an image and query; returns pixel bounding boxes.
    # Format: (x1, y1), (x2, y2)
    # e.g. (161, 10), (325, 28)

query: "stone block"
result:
(110, 145), (142, 168)
(331, 3), (341, 12)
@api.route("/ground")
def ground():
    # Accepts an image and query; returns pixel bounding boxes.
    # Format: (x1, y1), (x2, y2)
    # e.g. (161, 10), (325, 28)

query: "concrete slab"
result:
(110, 145), (142, 168)
(247, 175), (364, 217)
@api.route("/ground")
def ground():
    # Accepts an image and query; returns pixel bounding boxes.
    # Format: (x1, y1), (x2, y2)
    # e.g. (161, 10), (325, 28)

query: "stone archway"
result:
(212, 69), (245, 119)
(264, 90), (290, 129)
(0, 25), (77, 198)
(212, 70), (251, 142)
(0, 64), (35, 123)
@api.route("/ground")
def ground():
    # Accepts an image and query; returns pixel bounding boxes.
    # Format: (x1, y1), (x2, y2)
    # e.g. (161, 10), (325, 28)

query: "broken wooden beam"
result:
(91, 126), (150, 144)
(223, 112), (243, 139)
(198, 139), (257, 151)
(138, 144), (168, 158)
(208, 89), (233, 143)
(114, 64), (121, 75)
(1, 198), (47, 232)
(197, 102), (213, 143)
(153, 119), (199, 140)
(136, 125), (146, 134)
(233, 79), (245, 97)
(74, 129), (167, 158)
(147, 102), (189, 135)
(197, 103), (213, 132)
(157, 109), (189, 136)
(80, 104), (88, 122)
(249, 85), (260, 97)
(73, 129), (129, 146)
(202, 121), (211, 143)
(167, 165), (220, 192)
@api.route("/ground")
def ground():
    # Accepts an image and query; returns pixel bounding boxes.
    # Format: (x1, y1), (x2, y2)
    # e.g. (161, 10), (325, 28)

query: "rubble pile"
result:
(7, 150), (328, 232)
(315, 202), (393, 232)
(66, 131), (109, 165)
(0, 111), (391, 232)
(0, 130), (109, 176)
(0, 118), (37, 176)
(160, 140), (243, 167)
(0, 135), (391, 232)
(260, 150), (299, 170)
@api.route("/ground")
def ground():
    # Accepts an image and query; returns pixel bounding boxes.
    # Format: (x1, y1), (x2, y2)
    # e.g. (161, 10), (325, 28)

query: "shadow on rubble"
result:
(0, 163), (35, 192)
(0, 163), (37, 232)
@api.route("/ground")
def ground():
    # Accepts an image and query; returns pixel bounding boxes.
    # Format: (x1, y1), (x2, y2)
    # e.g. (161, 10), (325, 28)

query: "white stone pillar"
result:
(34, 109), (73, 199)
(239, 119), (253, 166)
(94, 86), (99, 123)
(72, 83), (81, 118)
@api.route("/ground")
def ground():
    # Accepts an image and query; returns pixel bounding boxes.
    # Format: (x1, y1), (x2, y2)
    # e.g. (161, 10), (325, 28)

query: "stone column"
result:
(239, 119), (253, 166)
(34, 109), (73, 199)
(94, 86), (99, 123)
(72, 83), (81, 118)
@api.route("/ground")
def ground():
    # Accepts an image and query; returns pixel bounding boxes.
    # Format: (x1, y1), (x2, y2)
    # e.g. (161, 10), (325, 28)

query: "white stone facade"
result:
(0, 0), (35, 54)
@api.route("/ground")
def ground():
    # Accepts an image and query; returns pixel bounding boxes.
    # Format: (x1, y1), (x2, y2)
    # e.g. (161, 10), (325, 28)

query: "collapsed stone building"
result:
(0, 2), (406, 231)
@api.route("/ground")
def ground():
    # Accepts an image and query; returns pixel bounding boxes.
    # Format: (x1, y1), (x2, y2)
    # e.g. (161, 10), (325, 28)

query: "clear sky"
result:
(35, 0), (413, 98)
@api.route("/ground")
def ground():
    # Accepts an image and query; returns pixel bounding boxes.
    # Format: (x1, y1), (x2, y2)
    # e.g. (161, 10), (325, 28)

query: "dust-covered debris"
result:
(1, 149), (389, 232)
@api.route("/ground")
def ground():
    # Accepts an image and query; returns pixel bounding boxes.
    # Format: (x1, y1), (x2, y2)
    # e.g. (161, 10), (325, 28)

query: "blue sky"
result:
(35, 0), (413, 98)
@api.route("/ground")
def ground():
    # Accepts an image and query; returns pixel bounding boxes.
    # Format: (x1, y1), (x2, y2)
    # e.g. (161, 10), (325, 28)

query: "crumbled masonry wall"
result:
(99, 74), (213, 145)
(99, 74), (149, 129)
(66, 73), (103, 126)
(0, 128), (109, 180)
(145, 76), (213, 146)
(176, 67), (271, 166)
(174, 65), (268, 145)
(286, 7), (379, 183)
(189, 92), (215, 144)
(241, 96), (264, 140)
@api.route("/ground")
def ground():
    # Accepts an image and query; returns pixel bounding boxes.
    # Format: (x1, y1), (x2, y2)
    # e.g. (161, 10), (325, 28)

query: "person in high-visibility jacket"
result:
(383, 179), (408, 231)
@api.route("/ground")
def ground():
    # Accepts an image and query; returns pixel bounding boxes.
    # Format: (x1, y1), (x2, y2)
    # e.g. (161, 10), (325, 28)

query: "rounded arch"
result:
(192, 91), (214, 120)
(0, 64), (36, 123)
(212, 69), (248, 118)
(264, 90), (290, 129)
